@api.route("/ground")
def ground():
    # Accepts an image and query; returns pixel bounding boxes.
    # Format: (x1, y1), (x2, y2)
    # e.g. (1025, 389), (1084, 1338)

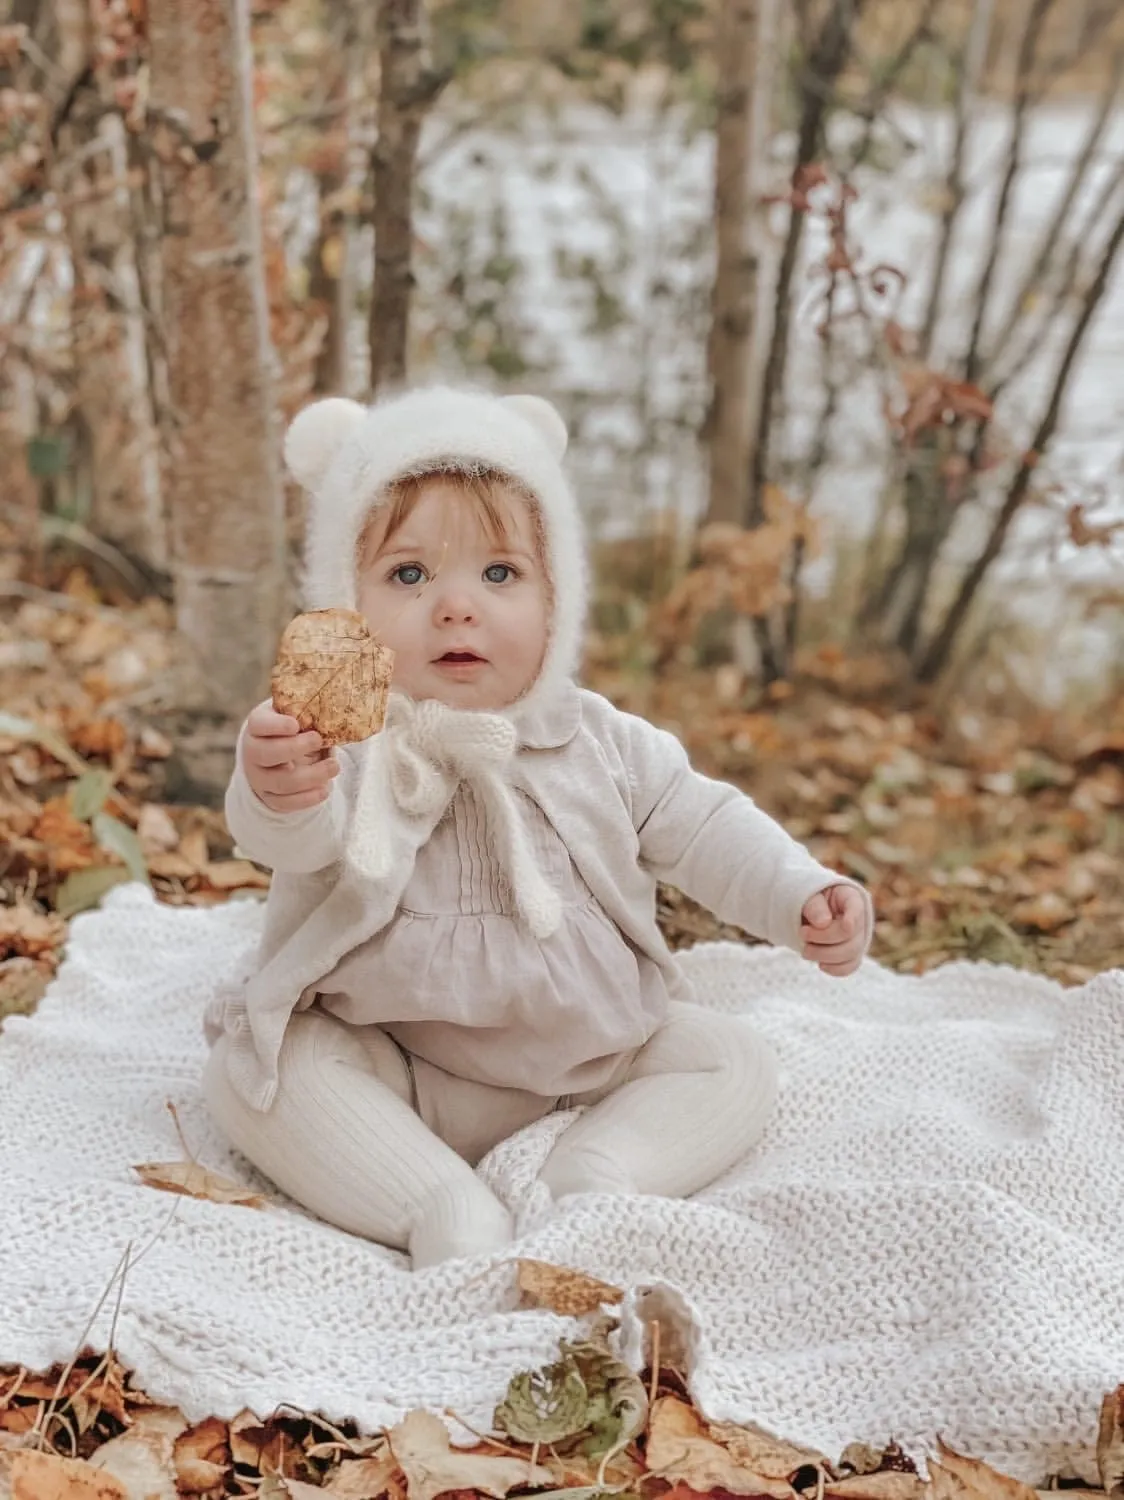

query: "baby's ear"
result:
(501, 394), (568, 460)
(283, 398), (366, 490)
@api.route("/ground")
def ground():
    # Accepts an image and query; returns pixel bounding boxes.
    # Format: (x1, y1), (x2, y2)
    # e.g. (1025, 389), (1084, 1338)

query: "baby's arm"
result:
(225, 702), (350, 874)
(610, 705), (872, 956)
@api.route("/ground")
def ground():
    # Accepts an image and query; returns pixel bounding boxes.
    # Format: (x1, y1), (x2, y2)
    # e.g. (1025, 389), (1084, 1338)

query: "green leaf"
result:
(495, 1361), (593, 1445)
(26, 432), (70, 478)
(564, 1342), (648, 1460)
(68, 769), (113, 822)
(91, 812), (149, 884)
(0, 711), (88, 775)
(55, 866), (133, 919)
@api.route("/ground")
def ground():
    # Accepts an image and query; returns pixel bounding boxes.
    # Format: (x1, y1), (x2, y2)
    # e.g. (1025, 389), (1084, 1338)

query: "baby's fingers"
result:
(247, 728), (325, 769)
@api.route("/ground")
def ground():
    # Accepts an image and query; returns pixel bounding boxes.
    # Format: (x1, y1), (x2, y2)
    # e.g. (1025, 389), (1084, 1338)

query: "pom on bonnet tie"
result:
(345, 693), (563, 940)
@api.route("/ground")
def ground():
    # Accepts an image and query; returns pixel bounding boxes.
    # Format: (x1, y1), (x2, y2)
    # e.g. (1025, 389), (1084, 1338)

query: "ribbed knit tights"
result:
(203, 1002), (777, 1268)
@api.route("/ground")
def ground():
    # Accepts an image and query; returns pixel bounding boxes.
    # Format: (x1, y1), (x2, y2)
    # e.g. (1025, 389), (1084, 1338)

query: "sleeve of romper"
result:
(610, 705), (873, 956)
(223, 715), (351, 875)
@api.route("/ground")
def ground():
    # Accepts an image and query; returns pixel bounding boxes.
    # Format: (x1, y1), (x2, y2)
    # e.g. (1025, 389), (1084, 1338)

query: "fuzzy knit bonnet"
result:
(283, 385), (588, 720)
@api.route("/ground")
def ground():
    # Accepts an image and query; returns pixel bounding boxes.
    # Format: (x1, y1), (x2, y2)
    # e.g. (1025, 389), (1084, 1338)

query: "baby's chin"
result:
(398, 665), (533, 713)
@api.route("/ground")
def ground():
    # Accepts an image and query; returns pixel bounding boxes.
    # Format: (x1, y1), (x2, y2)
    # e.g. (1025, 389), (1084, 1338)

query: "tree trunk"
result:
(703, 0), (757, 526)
(147, 0), (287, 802)
(368, 0), (445, 396)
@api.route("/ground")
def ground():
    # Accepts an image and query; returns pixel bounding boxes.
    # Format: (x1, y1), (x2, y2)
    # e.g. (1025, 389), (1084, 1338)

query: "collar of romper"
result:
(344, 684), (582, 938)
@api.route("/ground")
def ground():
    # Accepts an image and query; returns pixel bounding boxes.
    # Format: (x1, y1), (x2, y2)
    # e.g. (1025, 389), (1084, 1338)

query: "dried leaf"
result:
(826, 1475), (926, 1500)
(132, 1161), (270, 1208)
(9, 1449), (127, 1500)
(136, 804), (179, 853)
(0, 712), (88, 776)
(271, 609), (393, 746)
(87, 1407), (186, 1500)
(174, 1415), (231, 1493)
(929, 1442), (1039, 1500)
(1098, 1386), (1124, 1494)
(201, 860), (271, 891)
(322, 1454), (400, 1498)
(516, 1260), (623, 1317)
(388, 1409), (551, 1500)
(0, 959), (47, 1021)
(645, 1396), (811, 1498)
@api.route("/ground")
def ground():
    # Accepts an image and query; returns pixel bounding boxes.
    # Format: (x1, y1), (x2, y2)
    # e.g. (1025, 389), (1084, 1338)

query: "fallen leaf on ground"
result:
(9, 1448), (127, 1500)
(928, 1442), (1039, 1500)
(388, 1409), (551, 1500)
(826, 1474), (926, 1500)
(87, 1407), (186, 1500)
(645, 1395), (819, 1498)
(1098, 1385), (1124, 1493)
(272, 609), (393, 745)
(515, 1259), (623, 1317)
(321, 1454), (400, 1497)
(174, 1414), (231, 1493)
(132, 1161), (270, 1208)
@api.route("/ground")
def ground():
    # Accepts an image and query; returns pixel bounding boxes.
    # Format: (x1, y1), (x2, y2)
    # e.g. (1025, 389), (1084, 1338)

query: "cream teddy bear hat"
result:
(283, 384), (588, 721)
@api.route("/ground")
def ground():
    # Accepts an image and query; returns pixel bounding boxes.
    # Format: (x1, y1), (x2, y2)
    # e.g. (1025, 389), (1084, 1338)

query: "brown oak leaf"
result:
(271, 609), (393, 746)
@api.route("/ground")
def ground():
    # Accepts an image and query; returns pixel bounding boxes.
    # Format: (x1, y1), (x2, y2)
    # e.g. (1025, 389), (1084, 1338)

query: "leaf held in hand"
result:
(132, 1161), (269, 1208)
(271, 609), (394, 746)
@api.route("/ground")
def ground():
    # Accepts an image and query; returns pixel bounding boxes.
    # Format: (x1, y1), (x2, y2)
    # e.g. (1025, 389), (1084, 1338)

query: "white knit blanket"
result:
(2, 884), (1121, 1484)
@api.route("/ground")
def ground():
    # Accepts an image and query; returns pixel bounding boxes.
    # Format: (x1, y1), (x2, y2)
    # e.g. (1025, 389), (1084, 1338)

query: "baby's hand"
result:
(800, 884), (867, 977)
(242, 699), (339, 813)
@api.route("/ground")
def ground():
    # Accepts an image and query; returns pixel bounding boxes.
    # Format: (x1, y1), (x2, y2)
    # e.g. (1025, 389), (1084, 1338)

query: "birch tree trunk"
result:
(703, 0), (757, 526)
(368, 0), (446, 395)
(147, 0), (287, 802)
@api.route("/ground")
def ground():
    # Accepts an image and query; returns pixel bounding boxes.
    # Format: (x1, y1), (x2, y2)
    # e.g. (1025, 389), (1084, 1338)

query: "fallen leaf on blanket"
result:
(321, 1454), (400, 1497)
(1098, 1385), (1124, 1494)
(826, 1473), (926, 1500)
(8, 1448), (127, 1500)
(388, 1409), (552, 1500)
(132, 1160), (270, 1208)
(516, 1259), (624, 1318)
(495, 1340), (647, 1459)
(645, 1396), (821, 1497)
(928, 1443), (1039, 1500)
(271, 609), (394, 745)
(174, 1414), (231, 1493)
(85, 1407), (186, 1500)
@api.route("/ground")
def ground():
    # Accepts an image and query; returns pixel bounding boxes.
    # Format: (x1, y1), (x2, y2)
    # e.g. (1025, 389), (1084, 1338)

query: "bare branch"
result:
(962, 0), (1056, 384)
(983, 47), (1124, 382)
(918, 0), (996, 359)
(917, 196), (1124, 683)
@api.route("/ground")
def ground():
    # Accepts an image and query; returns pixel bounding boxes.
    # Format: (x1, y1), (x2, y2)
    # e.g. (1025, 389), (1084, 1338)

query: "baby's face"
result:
(356, 479), (550, 711)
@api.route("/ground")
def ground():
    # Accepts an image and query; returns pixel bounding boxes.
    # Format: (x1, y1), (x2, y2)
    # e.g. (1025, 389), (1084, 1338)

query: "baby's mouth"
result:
(437, 650), (485, 664)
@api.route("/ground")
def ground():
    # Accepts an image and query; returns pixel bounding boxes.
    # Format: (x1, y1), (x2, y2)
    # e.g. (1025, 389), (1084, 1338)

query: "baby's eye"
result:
(484, 563), (517, 584)
(391, 563), (426, 586)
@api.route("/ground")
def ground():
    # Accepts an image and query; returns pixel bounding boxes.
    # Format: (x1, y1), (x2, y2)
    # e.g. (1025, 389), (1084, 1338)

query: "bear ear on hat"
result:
(283, 397), (366, 491)
(501, 394), (568, 461)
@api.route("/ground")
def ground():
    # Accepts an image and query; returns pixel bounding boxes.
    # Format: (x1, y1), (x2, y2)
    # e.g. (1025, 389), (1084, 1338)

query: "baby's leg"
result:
(539, 1002), (777, 1201)
(204, 1009), (514, 1267)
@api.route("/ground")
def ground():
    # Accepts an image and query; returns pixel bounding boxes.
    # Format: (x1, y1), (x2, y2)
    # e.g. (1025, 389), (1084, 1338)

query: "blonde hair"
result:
(356, 466), (544, 571)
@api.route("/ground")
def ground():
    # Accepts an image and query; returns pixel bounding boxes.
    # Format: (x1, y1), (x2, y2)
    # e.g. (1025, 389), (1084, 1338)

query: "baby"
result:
(204, 386), (872, 1269)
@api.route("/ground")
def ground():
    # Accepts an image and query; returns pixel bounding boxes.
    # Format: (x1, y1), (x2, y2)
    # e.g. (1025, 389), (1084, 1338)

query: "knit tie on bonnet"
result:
(345, 693), (563, 940)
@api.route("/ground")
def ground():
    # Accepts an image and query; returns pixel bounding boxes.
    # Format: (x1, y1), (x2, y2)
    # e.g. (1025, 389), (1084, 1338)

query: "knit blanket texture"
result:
(1, 883), (1120, 1484)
